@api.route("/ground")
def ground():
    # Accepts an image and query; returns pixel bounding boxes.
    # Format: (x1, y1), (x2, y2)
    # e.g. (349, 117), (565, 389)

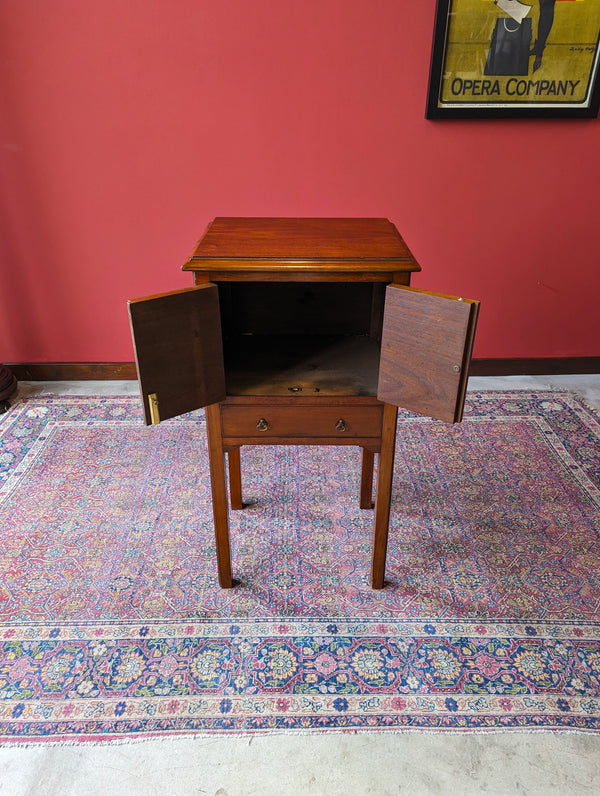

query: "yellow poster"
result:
(427, 0), (600, 116)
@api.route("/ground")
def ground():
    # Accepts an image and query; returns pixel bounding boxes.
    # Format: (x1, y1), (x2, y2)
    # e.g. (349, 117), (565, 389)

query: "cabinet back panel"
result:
(219, 282), (383, 337)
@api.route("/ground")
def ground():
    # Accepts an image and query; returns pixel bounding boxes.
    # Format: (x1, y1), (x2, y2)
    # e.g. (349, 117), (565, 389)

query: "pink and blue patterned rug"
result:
(1, 391), (599, 742)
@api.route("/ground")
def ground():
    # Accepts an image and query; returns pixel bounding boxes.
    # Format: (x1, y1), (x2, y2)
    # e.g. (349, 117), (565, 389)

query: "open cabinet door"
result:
(377, 285), (479, 423)
(128, 284), (226, 425)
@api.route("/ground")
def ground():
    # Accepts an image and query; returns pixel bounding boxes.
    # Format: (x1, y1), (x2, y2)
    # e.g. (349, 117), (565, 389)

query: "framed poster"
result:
(426, 0), (600, 117)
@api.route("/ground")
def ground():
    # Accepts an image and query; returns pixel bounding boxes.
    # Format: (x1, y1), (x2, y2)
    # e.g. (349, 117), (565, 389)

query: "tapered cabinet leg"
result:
(205, 403), (234, 588)
(371, 403), (398, 589)
(228, 447), (243, 510)
(359, 448), (375, 509)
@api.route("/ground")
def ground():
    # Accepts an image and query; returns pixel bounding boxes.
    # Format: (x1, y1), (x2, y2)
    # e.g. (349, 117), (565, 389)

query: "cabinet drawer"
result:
(221, 403), (383, 439)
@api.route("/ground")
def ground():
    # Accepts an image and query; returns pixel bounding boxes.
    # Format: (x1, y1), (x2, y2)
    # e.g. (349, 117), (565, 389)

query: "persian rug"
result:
(1, 391), (600, 743)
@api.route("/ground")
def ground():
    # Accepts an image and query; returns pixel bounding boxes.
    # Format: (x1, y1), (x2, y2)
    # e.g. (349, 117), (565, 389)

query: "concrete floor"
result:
(1, 375), (600, 796)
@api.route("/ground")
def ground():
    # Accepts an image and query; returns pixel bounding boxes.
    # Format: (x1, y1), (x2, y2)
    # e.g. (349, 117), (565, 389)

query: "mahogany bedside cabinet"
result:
(128, 218), (479, 589)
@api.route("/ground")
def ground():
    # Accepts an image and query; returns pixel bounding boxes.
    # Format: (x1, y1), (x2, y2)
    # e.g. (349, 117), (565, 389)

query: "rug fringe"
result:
(2, 725), (600, 749)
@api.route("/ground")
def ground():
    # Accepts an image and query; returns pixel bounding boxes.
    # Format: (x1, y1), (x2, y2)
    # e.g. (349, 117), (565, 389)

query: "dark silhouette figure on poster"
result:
(532, 0), (556, 71)
(484, 0), (558, 76)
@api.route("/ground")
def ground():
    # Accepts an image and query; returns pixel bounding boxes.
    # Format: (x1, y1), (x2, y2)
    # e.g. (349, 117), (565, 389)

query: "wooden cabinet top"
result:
(182, 217), (421, 280)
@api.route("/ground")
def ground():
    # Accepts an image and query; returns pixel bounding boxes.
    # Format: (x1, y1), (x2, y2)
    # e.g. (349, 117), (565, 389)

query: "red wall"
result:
(1, 0), (599, 363)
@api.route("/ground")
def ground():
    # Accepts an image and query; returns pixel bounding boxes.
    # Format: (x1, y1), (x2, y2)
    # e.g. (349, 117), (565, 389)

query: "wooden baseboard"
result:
(8, 363), (138, 380)
(469, 357), (600, 376)
(6, 358), (600, 381)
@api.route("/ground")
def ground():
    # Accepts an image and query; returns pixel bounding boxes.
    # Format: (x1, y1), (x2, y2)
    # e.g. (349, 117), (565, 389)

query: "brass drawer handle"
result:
(256, 418), (269, 432)
(336, 419), (347, 432)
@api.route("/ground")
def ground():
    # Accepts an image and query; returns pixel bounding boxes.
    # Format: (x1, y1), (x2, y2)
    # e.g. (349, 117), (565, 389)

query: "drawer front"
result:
(221, 404), (383, 439)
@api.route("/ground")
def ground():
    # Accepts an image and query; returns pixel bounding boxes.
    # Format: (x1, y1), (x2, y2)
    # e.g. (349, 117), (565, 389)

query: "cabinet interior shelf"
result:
(223, 334), (381, 396)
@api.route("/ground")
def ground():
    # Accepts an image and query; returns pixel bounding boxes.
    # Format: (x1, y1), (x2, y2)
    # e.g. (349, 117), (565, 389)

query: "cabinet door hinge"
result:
(148, 393), (160, 425)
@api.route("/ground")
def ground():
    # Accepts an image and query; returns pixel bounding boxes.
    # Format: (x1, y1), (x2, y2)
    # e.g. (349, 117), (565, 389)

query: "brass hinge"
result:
(148, 393), (160, 425)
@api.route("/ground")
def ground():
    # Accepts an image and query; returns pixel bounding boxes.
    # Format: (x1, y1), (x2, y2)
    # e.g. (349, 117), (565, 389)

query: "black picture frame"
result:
(426, 0), (600, 119)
